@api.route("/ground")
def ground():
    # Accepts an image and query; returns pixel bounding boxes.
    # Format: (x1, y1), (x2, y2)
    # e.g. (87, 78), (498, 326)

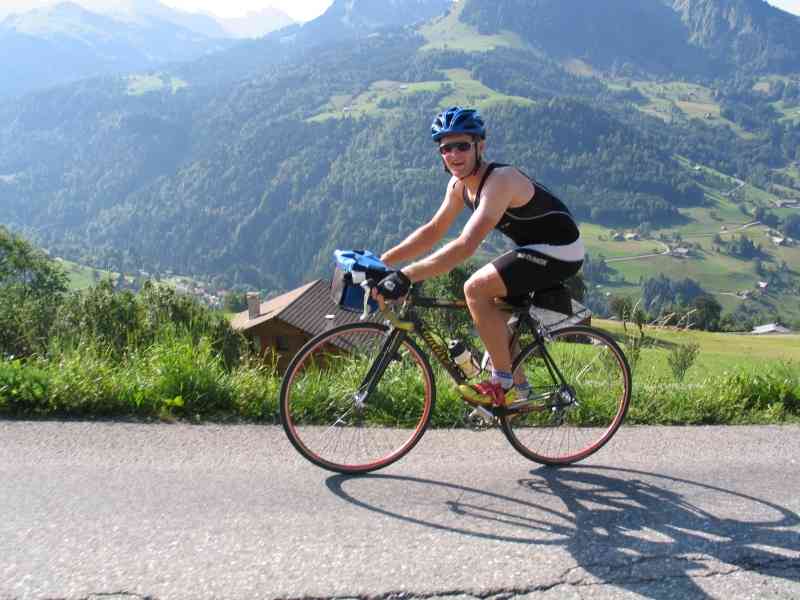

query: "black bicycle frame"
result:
(512, 312), (571, 390)
(355, 293), (571, 410)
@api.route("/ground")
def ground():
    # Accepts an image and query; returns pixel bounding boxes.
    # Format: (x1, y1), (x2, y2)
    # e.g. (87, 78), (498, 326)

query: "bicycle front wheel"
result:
(280, 322), (435, 474)
(501, 325), (631, 465)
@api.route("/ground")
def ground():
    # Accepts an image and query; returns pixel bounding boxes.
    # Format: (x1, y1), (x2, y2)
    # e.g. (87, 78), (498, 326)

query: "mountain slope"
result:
(0, 2), (231, 99)
(668, 0), (800, 73)
(107, 0), (230, 37)
(460, 0), (800, 76)
(0, 0), (797, 315)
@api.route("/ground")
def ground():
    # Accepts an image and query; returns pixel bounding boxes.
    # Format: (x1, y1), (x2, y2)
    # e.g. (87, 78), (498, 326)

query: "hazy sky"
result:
(160, 0), (333, 21)
(0, 0), (335, 21)
(766, 0), (800, 14)
(0, 0), (798, 22)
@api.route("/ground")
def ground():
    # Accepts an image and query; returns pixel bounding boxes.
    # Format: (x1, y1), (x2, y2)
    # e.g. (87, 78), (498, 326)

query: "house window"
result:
(275, 336), (290, 351)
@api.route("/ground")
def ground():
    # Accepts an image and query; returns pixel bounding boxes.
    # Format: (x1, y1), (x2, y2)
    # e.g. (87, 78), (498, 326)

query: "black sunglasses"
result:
(438, 141), (473, 155)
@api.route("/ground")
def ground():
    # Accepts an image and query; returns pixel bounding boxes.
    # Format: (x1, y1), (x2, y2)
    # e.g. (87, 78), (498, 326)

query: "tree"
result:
(223, 291), (248, 313)
(783, 214), (800, 239)
(420, 262), (478, 340)
(691, 295), (722, 331)
(0, 227), (68, 357)
(609, 295), (633, 331)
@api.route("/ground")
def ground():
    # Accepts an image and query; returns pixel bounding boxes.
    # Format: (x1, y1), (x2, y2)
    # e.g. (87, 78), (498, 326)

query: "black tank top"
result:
(462, 163), (579, 247)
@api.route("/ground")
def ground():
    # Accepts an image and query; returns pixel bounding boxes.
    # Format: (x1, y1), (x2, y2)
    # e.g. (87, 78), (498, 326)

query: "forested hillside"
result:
(1, 0), (799, 325)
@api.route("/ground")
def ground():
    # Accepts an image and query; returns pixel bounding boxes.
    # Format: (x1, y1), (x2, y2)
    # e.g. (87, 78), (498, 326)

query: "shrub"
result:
(668, 342), (700, 382)
(228, 362), (280, 421)
(52, 280), (249, 367)
(133, 331), (234, 418)
(0, 359), (50, 415)
(47, 346), (129, 417)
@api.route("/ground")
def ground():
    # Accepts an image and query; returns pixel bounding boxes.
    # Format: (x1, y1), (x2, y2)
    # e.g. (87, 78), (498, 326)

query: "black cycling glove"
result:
(376, 270), (411, 300)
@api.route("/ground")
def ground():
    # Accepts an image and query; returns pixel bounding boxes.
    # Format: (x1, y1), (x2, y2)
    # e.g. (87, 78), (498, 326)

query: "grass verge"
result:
(1, 327), (798, 426)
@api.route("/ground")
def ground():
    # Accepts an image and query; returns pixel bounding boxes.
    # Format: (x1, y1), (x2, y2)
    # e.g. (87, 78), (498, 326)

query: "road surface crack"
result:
(278, 553), (799, 599)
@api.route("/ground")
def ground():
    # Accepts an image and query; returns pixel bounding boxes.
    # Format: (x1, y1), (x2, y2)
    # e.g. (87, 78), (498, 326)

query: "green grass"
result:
(0, 333), (275, 422)
(582, 223), (666, 259)
(2, 322), (798, 425)
(309, 69), (533, 122)
(596, 318), (800, 367)
(607, 78), (752, 137)
(774, 101), (800, 124)
(419, 1), (526, 52)
(54, 258), (117, 290)
(126, 74), (188, 96)
(580, 152), (800, 323)
(606, 252), (757, 291)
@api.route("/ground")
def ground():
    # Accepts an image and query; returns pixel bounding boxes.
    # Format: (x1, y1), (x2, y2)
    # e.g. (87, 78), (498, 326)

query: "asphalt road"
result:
(1, 421), (799, 599)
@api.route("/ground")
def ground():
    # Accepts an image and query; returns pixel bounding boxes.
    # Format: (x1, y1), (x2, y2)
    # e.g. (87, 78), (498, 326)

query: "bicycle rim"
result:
(280, 322), (435, 474)
(501, 326), (631, 465)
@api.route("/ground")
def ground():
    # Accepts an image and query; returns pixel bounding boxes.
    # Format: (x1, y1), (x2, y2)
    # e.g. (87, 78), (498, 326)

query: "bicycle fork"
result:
(352, 327), (406, 409)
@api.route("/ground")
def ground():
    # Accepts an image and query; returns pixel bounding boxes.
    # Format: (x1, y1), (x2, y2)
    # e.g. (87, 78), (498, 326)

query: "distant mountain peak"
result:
(307, 0), (452, 36)
(216, 7), (295, 39)
(3, 2), (113, 36)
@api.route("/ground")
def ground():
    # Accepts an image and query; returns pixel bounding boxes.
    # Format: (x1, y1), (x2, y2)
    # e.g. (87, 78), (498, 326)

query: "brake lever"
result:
(360, 280), (373, 320)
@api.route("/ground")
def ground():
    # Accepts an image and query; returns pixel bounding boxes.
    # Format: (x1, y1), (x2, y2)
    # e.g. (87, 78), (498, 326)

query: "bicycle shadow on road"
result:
(326, 466), (800, 598)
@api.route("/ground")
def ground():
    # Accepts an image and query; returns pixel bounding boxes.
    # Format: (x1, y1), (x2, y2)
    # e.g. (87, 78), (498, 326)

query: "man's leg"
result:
(463, 263), (513, 375)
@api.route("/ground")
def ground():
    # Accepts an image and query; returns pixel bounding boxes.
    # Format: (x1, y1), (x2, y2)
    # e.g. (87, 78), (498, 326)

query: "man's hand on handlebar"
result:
(371, 270), (411, 309)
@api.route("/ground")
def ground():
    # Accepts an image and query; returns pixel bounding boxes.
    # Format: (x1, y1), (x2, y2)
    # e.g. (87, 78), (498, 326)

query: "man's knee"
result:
(463, 274), (480, 303)
(464, 271), (495, 303)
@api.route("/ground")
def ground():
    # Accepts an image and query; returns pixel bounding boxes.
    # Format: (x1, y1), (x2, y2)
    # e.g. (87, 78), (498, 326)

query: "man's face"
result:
(438, 134), (482, 178)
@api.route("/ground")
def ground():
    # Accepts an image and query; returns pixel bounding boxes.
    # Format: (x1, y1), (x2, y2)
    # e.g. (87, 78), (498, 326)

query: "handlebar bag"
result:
(331, 249), (391, 313)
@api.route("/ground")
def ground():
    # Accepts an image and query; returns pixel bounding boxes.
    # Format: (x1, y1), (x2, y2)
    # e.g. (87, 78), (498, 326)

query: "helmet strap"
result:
(456, 142), (482, 182)
(470, 144), (482, 178)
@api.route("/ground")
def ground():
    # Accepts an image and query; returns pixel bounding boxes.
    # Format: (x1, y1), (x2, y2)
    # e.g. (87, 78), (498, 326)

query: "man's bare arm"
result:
(402, 173), (514, 282)
(381, 179), (463, 266)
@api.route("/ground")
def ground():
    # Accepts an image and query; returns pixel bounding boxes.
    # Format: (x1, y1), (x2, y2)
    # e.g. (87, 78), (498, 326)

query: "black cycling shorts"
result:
(492, 248), (583, 299)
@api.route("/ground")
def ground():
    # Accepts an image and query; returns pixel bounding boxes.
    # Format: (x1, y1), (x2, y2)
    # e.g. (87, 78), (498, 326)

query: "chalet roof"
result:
(231, 279), (376, 335)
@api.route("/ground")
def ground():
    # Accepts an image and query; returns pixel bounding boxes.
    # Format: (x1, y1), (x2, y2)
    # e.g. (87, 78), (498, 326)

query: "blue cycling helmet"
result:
(431, 106), (486, 142)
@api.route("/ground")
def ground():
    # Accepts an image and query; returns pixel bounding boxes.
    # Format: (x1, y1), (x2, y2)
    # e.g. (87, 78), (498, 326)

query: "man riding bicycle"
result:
(374, 106), (584, 407)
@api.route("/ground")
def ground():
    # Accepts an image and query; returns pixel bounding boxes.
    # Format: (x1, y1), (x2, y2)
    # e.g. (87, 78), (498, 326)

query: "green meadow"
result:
(126, 74), (188, 96)
(419, 0), (525, 53)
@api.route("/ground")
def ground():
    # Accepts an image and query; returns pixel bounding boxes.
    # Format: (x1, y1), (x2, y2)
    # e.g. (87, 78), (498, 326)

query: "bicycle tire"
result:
(280, 321), (435, 474)
(501, 325), (631, 466)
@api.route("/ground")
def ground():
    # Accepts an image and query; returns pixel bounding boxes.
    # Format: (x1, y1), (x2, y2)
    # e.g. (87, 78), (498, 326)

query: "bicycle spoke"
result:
(502, 326), (631, 465)
(281, 323), (434, 474)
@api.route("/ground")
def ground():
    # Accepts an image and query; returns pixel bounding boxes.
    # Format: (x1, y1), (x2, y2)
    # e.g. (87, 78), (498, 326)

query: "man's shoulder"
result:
(447, 176), (465, 196)
(484, 164), (527, 192)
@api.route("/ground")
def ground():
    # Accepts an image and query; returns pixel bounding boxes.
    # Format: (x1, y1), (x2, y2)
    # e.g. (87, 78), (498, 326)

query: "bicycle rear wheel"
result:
(280, 322), (435, 474)
(501, 325), (631, 465)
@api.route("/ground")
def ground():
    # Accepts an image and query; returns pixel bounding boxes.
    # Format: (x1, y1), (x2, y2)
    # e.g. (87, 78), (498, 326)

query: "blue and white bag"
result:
(330, 249), (391, 313)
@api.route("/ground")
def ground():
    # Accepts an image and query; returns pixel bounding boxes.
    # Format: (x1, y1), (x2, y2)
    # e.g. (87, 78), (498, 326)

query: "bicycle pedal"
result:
(467, 406), (494, 429)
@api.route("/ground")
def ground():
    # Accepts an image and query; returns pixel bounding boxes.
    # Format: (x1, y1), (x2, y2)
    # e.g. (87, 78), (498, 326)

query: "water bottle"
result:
(448, 339), (480, 379)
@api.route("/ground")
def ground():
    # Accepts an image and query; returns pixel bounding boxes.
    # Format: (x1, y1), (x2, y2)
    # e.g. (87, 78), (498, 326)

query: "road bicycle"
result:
(280, 284), (632, 474)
